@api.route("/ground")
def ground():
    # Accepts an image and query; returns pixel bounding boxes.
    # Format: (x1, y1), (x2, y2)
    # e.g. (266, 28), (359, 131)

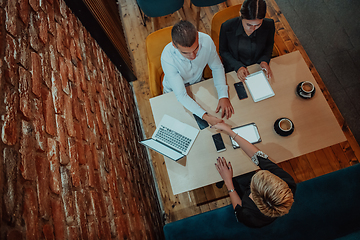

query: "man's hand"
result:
(216, 98), (234, 119)
(202, 113), (224, 126)
(260, 61), (273, 79)
(236, 67), (249, 82)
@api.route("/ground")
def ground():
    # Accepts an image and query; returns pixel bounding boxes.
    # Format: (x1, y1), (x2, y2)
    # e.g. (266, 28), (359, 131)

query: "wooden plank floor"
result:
(118, 0), (360, 223)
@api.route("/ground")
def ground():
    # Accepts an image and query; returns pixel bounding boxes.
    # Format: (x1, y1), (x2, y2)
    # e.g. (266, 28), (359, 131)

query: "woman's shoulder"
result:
(222, 17), (241, 30)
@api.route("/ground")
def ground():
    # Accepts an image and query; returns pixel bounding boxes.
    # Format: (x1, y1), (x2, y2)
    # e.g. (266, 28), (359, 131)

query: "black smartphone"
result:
(212, 133), (226, 152)
(193, 114), (209, 130)
(234, 82), (248, 100)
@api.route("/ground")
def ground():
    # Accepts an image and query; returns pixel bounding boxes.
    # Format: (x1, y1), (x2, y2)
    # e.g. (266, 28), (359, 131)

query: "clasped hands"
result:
(203, 97), (234, 126)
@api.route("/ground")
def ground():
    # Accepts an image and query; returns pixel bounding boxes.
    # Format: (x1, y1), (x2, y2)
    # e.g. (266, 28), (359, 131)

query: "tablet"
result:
(230, 123), (261, 149)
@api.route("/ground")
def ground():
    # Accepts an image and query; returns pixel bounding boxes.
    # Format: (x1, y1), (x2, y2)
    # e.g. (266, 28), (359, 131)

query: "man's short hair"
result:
(171, 20), (197, 48)
(250, 170), (294, 218)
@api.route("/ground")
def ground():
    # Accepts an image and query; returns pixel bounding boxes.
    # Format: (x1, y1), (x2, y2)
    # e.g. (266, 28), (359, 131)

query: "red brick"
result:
(84, 94), (94, 129)
(19, 66), (32, 119)
(59, 56), (70, 94)
(38, 10), (48, 44)
(18, 31), (31, 70)
(74, 120), (83, 142)
(78, 61), (87, 92)
(2, 86), (18, 146)
(56, 22), (65, 57)
(64, 94), (75, 137)
(114, 216), (130, 239)
(39, 0), (47, 12)
(47, 0), (56, 35)
(59, 0), (67, 18)
(29, 0), (39, 12)
(83, 190), (94, 216)
(77, 140), (86, 165)
(93, 172), (106, 217)
(23, 187), (39, 240)
(74, 191), (89, 239)
(68, 137), (80, 187)
(55, 115), (69, 165)
(69, 38), (77, 65)
(49, 35), (58, 72)
(4, 34), (18, 86)
(66, 226), (80, 240)
(51, 198), (65, 240)
(51, 70), (63, 114)
(101, 220), (112, 240)
(7, 229), (23, 240)
(73, 65), (84, 102)
(29, 11), (42, 52)
(40, 50), (52, 89)
(47, 138), (61, 194)
(88, 221), (99, 240)
(31, 52), (42, 98)
(35, 155), (51, 220)
(91, 142), (99, 170)
(5, 0), (17, 36)
(43, 224), (55, 240)
(3, 148), (19, 222)
(74, 32), (82, 60)
(79, 104), (89, 141)
(79, 166), (89, 189)
(19, 120), (36, 181)
(53, 0), (61, 23)
(72, 95), (81, 122)
(60, 166), (75, 224)
(85, 144), (95, 187)
(42, 87), (56, 136)
(65, 51), (74, 81)
(33, 98), (47, 151)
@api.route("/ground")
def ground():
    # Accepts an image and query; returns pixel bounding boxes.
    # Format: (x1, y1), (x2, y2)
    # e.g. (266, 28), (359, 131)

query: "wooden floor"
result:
(118, 0), (360, 223)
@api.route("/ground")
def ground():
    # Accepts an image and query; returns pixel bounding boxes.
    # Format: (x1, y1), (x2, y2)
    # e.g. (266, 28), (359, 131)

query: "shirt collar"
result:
(236, 19), (257, 38)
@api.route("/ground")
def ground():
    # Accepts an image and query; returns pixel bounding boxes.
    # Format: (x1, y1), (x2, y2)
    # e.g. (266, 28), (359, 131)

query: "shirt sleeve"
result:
(207, 36), (229, 100)
(219, 21), (246, 72)
(161, 59), (207, 118)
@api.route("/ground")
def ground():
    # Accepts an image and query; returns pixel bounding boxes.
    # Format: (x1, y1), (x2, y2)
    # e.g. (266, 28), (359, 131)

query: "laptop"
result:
(140, 114), (200, 161)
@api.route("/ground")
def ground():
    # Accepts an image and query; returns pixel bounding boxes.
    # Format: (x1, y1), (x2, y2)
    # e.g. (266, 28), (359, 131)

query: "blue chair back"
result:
(137, 0), (184, 17)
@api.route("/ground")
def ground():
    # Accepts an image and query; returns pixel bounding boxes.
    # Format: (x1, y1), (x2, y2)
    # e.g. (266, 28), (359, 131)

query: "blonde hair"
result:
(250, 170), (294, 218)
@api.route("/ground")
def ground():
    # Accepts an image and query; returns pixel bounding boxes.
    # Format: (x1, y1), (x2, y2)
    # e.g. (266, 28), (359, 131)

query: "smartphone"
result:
(234, 82), (248, 100)
(193, 114), (209, 130)
(212, 133), (226, 152)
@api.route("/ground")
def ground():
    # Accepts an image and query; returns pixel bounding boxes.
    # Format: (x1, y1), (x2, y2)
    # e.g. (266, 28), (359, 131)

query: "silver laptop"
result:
(140, 114), (199, 161)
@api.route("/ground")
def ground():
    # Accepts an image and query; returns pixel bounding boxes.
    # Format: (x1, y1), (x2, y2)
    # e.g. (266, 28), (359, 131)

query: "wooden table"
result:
(150, 51), (346, 195)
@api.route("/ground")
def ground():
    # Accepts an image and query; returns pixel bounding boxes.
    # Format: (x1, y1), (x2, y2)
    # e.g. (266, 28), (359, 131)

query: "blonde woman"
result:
(213, 122), (296, 228)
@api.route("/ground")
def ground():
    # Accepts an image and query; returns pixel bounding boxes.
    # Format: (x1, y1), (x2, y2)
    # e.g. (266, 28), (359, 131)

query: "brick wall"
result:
(0, 0), (163, 239)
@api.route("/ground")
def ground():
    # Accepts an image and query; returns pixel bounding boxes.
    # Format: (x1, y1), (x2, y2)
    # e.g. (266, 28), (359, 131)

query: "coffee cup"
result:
(299, 81), (315, 98)
(274, 118), (294, 136)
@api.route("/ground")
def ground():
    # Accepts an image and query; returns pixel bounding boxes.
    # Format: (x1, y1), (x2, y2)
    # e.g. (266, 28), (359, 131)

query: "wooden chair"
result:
(211, 4), (280, 57)
(146, 26), (173, 97)
(190, 0), (228, 29)
(137, 0), (185, 31)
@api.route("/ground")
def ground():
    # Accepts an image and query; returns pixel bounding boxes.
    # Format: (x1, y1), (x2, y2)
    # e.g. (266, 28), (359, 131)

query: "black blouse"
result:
(219, 17), (275, 73)
(234, 152), (297, 228)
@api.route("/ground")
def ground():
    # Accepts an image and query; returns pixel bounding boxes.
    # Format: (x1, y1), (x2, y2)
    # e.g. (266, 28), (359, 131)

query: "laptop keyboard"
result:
(154, 125), (192, 153)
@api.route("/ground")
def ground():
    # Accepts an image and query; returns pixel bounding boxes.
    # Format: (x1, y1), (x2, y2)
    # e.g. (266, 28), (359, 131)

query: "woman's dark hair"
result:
(171, 20), (197, 48)
(240, 0), (267, 20)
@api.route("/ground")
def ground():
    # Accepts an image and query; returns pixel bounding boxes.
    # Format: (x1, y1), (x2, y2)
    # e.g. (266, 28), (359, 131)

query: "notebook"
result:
(140, 114), (199, 161)
(245, 70), (275, 102)
(230, 123), (261, 149)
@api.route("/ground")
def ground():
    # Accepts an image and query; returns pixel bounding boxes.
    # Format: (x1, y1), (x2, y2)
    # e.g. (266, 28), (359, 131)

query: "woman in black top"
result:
(213, 123), (296, 228)
(219, 0), (275, 81)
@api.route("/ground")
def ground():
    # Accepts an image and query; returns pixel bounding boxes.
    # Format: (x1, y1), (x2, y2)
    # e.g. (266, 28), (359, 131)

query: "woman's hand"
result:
(236, 67), (249, 82)
(215, 157), (233, 186)
(260, 61), (273, 79)
(202, 113), (224, 126)
(211, 122), (233, 135)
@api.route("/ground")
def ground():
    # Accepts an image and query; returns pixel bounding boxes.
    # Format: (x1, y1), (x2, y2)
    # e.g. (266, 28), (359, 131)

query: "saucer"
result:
(296, 82), (316, 99)
(274, 118), (294, 137)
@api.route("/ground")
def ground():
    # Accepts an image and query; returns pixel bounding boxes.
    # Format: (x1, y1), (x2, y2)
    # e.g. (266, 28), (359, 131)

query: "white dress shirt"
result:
(161, 32), (229, 118)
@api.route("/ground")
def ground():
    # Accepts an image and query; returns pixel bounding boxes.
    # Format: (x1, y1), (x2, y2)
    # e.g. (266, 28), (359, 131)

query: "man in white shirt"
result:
(161, 20), (234, 126)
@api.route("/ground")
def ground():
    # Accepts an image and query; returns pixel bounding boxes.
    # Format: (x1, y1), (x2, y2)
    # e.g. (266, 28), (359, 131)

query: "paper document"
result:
(245, 71), (275, 102)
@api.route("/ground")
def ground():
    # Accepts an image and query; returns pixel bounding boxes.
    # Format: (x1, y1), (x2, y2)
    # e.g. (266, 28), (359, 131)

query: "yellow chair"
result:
(146, 26), (172, 97)
(211, 4), (280, 57)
